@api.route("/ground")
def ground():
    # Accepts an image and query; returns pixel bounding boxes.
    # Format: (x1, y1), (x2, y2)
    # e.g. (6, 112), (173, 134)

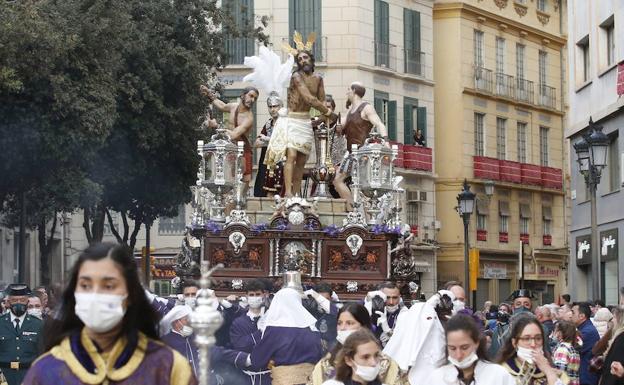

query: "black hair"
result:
(182, 280), (199, 291)
(594, 299), (606, 308)
(43, 243), (159, 351)
(445, 314), (488, 361)
(246, 279), (265, 293)
(378, 281), (398, 291)
(295, 50), (316, 73)
(314, 283), (332, 295)
(573, 302), (592, 320)
(240, 86), (259, 98)
(324, 95), (336, 110)
(337, 303), (372, 330)
(258, 278), (274, 293)
(562, 294), (571, 302)
(497, 316), (551, 364)
(350, 82), (366, 98)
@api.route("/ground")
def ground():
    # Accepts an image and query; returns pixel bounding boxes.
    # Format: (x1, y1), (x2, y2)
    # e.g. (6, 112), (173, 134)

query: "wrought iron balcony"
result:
(538, 83), (556, 109)
(474, 66), (493, 93)
(495, 72), (515, 99)
(516, 78), (534, 104)
(374, 41), (397, 71)
(404, 49), (424, 76)
(224, 37), (255, 65)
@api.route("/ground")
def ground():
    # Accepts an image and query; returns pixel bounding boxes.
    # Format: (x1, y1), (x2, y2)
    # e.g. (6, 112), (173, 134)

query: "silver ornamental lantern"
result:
(343, 144), (368, 229)
(226, 141), (251, 226)
(191, 261), (223, 385)
(201, 128), (241, 222)
(355, 131), (398, 225)
(311, 120), (335, 198)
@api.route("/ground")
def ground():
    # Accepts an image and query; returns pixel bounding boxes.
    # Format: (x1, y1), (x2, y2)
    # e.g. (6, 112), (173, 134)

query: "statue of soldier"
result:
(254, 92), (284, 197)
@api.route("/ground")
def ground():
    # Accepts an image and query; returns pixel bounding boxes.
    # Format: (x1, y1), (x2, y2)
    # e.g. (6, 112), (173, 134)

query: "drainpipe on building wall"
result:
(559, 46), (569, 250)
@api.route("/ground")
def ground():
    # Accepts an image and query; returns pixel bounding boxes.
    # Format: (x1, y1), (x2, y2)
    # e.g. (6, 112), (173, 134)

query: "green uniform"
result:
(0, 313), (43, 385)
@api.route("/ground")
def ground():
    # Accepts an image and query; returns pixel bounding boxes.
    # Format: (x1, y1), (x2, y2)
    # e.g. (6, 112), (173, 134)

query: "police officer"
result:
(0, 284), (43, 385)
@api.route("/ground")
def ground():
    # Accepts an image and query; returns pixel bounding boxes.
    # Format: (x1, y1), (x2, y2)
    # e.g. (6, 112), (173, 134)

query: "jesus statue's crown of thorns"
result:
(282, 31), (316, 56)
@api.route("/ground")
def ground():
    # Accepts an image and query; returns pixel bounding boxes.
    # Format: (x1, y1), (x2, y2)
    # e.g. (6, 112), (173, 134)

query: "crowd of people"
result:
(1, 243), (624, 385)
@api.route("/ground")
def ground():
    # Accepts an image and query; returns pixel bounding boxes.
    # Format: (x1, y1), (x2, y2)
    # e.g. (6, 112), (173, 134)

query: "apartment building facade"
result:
(567, 0), (623, 304)
(433, 0), (568, 304)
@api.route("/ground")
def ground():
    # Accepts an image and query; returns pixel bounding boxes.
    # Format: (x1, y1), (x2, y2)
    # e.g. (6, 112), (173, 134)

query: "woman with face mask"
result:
(321, 328), (385, 385)
(425, 314), (515, 385)
(497, 316), (569, 385)
(23, 243), (196, 385)
(308, 303), (406, 385)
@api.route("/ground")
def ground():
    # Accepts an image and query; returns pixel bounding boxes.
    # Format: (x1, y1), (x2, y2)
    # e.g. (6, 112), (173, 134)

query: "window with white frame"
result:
(475, 113), (485, 156)
(516, 44), (525, 80)
(537, 0), (547, 12)
(577, 36), (590, 82)
(520, 217), (529, 234)
(540, 126), (549, 166)
(601, 16), (615, 67)
(477, 214), (487, 231)
(496, 117), (507, 160)
(539, 51), (547, 85)
(407, 201), (419, 227)
(520, 203), (531, 234)
(499, 215), (508, 233)
(517, 122), (527, 163)
(474, 30), (484, 68)
(496, 37), (505, 74)
(542, 206), (552, 236)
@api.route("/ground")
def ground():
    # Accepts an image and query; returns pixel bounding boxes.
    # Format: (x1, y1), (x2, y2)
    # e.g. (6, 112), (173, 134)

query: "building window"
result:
(601, 16), (615, 67)
(496, 37), (505, 74)
(374, 0), (390, 68)
(477, 214), (487, 231)
(404, 8), (421, 75)
(374, 90), (396, 140)
(474, 113), (485, 156)
(577, 35), (590, 82)
(543, 218), (551, 236)
(474, 30), (484, 68)
(158, 204), (187, 235)
(517, 122), (527, 163)
(520, 217), (529, 234)
(519, 203), (531, 234)
(540, 126), (549, 166)
(537, 0), (547, 12)
(499, 215), (509, 233)
(539, 51), (547, 86)
(407, 201), (419, 226)
(608, 133), (620, 192)
(516, 44), (525, 80)
(224, 0), (255, 65)
(404, 98), (426, 145)
(289, 0), (323, 61)
(496, 117), (507, 160)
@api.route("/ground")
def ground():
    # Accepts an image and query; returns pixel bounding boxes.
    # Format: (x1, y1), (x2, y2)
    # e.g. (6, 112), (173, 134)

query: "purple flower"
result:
(206, 221), (221, 234)
(323, 224), (341, 237)
(251, 222), (268, 234)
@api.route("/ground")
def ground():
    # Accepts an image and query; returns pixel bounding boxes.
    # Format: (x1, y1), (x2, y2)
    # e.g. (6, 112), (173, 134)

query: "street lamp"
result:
(457, 179), (475, 307)
(573, 117), (609, 300)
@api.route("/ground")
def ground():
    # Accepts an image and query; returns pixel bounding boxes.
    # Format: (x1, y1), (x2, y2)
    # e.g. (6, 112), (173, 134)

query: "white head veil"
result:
(259, 288), (317, 333)
(160, 305), (193, 336)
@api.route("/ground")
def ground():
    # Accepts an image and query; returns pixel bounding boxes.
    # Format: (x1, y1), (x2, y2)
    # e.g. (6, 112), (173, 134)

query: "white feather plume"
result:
(243, 46), (294, 100)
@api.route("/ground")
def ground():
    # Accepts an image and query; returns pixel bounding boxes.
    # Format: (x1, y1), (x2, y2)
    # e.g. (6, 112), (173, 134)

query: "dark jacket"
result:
(578, 319), (600, 385)
(600, 331), (624, 385)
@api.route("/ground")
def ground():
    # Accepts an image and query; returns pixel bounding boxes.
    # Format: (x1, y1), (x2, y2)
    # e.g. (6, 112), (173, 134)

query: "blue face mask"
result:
(10, 303), (27, 317)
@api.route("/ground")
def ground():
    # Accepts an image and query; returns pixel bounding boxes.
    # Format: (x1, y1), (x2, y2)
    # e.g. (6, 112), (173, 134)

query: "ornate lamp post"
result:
(456, 179), (475, 307)
(573, 117), (609, 300)
(356, 133), (398, 225)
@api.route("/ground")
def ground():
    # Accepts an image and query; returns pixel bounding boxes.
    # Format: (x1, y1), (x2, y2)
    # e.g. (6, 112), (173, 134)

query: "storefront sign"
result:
(483, 263), (507, 279)
(152, 265), (177, 279)
(575, 234), (592, 266)
(600, 229), (618, 261)
(538, 265), (559, 278)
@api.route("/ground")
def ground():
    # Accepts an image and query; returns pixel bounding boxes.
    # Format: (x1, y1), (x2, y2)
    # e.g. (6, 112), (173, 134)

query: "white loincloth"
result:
(265, 112), (313, 170)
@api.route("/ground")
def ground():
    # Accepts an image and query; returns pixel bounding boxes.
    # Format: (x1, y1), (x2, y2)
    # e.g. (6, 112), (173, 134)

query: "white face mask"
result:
(185, 297), (197, 308)
(354, 362), (381, 382)
(27, 308), (43, 319)
(75, 292), (127, 333)
(179, 325), (194, 337)
(516, 346), (535, 364)
(448, 351), (479, 369)
(248, 297), (263, 309)
(336, 329), (355, 345)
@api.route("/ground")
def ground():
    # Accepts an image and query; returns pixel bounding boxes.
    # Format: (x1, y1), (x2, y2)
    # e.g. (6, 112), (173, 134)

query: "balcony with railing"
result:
(474, 66), (493, 93)
(225, 37), (255, 65)
(538, 84), (556, 109)
(495, 73), (515, 99)
(404, 49), (424, 76)
(473, 156), (562, 190)
(516, 78), (534, 104)
(374, 41), (397, 71)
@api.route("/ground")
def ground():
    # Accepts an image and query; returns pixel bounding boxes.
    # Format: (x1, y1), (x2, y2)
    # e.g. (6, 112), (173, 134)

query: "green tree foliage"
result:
(0, 0), (268, 260)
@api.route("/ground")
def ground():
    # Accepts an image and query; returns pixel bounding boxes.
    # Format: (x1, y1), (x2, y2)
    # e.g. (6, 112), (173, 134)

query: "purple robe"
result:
(22, 329), (196, 385)
(249, 326), (323, 371)
(230, 313), (271, 385)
